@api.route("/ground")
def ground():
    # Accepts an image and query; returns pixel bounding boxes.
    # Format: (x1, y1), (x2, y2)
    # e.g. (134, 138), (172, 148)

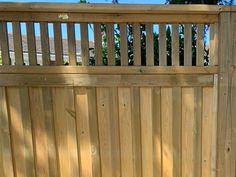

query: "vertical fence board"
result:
(120, 23), (128, 66)
(161, 88), (173, 177)
(152, 87), (162, 177)
(75, 88), (93, 177)
(26, 22), (37, 65)
(29, 88), (58, 177)
(146, 23), (154, 66)
(131, 87), (142, 177)
(0, 87), (14, 177)
(140, 87), (153, 177)
(40, 22), (50, 66)
(12, 22), (24, 65)
(202, 87), (214, 177)
(172, 87), (182, 177)
(0, 22), (10, 65)
(172, 24), (179, 66)
(182, 88), (195, 177)
(133, 23), (141, 66)
(94, 23), (103, 65)
(80, 23), (89, 66)
(7, 87), (35, 177)
(197, 24), (204, 66)
(118, 88), (134, 177)
(67, 23), (77, 65)
(53, 23), (63, 65)
(159, 24), (166, 66)
(52, 87), (79, 177)
(106, 23), (115, 66)
(184, 24), (192, 66)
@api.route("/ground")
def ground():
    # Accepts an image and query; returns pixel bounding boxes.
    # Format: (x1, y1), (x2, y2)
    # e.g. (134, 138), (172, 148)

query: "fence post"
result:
(217, 10), (236, 177)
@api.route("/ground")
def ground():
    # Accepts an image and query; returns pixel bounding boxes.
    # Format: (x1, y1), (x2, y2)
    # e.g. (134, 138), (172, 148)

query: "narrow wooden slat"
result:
(184, 24), (192, 66)
(182, 88), (199, 176)
(29, 88), (58, 177)
(210, 23), (219, 66)
(7, 87), (35, 177)
(159, 24), (166, 66)
(197, 24), (204, 66)
(172, 87), (182, 177)
(131, 88), (142, 177)
(120, 23), (128, 66)
(152, 87), (162, 177)
(75, 88), (93, 177)
(146, 23), (154, 66)
(172, 24), (179, 66)
(94, 23), (103, 65)
(67, 23), (76, 65)
(26, 22), (37, 65)
(0, 22), (10, 65)
(52, 87), (79, 177)
(12, 22), (24, 65)
(202, 87), (214, 177)
(140, 87), (153, 177)
(0, 87), (14, 177)
(53, 22), (63, 65)
(106, 23), (115, 66)
(118, 88), (134, 177)
(161, 88), (173, 177)
(40, 22), (50, 66)
(80, 23), (89, 66)
(133, 23), (141, 66)
(96, 87), (120, 177)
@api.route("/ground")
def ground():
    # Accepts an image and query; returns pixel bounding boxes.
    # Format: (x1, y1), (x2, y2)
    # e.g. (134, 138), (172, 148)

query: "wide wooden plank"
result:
(172, 24), (179, 66)
(29, 87), (58, 177)
(197, 24), (204, 66)
(210, 23), (218, 66)
(118, 88), (134, 177)
(96, 87), (120, 177)
(94, 23), (103, 65)
(67, 23), (77, 65)
(146, 23), (154, 66)
(12, 22), (24, 65)
(0, 22), (10, 65)
(182, 87), (201, 177)
(106, 23), (115, 66)
(152, 87), (162, 177)
(26, 22), (37, 65)
(202, 87), (214, 177)
(131, 87), (142, 177)
(172, 87), (182, 177)
(40, 22), (50, 66)
(0, 12), (218, 23)
(120, 23), (128, 66)
(0, 74), (214, 87)
(159, 24), (166, 66)
(53, 22), (63, 65)
(80, 23), (89, 66)
(0, 87), (14, 177)
(184, 24), (192, 66)
(133, 23), (141, 66)
(75, 88), (93, 177)
(7, 87), (35, 177)
(52, 87), (79, 177)
(161, 88), (173, 177)
(0, 66), (219, 74)
(140, 87), (153, 177)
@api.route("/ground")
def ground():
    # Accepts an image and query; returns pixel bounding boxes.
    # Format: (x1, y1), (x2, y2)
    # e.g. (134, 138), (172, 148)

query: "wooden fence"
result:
(0, 3), (235, 177)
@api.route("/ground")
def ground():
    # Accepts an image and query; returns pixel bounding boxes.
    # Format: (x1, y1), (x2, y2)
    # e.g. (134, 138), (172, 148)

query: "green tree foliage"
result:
(166, 0), (233, 5)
